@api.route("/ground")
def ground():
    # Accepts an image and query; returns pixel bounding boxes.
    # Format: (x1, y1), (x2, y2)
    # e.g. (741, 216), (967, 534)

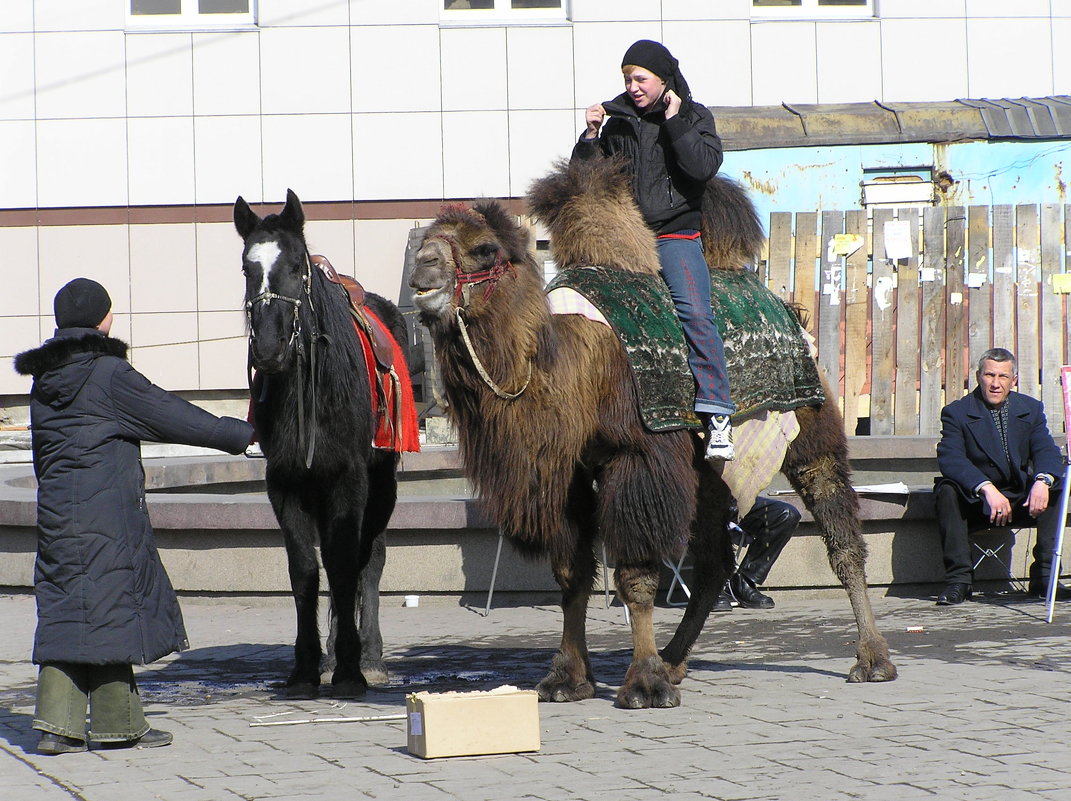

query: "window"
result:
(127, 0), (256, 30)
(442, 0), (566, 23)
(753, 0), (873, 19)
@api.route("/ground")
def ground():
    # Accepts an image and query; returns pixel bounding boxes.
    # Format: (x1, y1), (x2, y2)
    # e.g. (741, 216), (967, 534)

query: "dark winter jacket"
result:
(14, 329), (254, 666)
(571, 92), (723, 234)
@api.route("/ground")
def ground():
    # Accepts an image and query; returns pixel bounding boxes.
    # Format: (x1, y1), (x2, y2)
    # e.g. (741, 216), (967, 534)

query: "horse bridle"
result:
(245, 251), (322, 468)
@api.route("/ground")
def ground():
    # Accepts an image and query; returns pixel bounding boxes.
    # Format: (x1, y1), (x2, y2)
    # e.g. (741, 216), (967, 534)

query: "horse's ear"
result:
(279, 189), (305, 233)
(234, 196), (259, 240)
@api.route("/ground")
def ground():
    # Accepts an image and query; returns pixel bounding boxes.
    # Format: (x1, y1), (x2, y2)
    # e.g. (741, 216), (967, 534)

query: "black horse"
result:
(234, 189), (409, 698)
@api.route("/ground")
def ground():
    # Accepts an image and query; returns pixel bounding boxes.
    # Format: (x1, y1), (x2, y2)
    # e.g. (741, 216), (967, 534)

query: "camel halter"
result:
(455, 307), (532, 400)
(245, 251), (322, 468)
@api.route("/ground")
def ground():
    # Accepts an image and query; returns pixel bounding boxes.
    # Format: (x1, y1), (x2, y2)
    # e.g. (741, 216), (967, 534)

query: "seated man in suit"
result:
(714, 496), (801, 611)
(934, 347), (1069, 605)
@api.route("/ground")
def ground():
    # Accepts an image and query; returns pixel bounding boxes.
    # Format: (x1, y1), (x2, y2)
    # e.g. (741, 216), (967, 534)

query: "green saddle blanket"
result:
(547, 266), (824, 432)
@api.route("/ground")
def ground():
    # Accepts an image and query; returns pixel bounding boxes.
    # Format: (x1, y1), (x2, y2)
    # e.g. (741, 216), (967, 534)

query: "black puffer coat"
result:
(14, 329), (254, 666)
(571, 92), (723, 234)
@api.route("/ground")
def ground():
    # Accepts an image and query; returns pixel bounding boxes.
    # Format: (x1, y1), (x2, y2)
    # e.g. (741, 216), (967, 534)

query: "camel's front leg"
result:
(615, 564), (680, 708)
(536, 550), (597, 702)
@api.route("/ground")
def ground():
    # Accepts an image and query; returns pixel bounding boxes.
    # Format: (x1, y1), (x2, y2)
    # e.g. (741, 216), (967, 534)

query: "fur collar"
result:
(15, 332), (129, 377)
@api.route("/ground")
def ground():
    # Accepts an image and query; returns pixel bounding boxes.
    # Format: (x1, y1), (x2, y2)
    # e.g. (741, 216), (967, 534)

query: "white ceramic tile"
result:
(197, 310), (248, 390)
(507, 109), (576, 198)
(663, 0), (750, 21)
(572, 22), (658, 108)
(34, 30), (126, 119)
(440, 27), (508, 112)
(570, 0), (657, 22)
(0, 121), (36, 208)
(194, 116), (263, 205)
(663, 20), (753, 107)
(193, 31), (261, 116)
(505, 26), (574, 111)
(751, 21), (818, 105)
(442, 111), (509, 198)
(0, 34), (35, 120)
(37, 225), (131, 317)
(967, 18), (1052, 98)
(128, 313), (200, 390)
(816, 21), (882, 104)
(260, 26), (352, 115)
(353, 112), (443, 200)
(348, 0), (441, 25)
(1053, 0), (1071, 16)
(196, 221), (249, 313)
(877, 0), (966, 17)
(1054, 19), (1071, 94)
(32, 0), (123, 32)
(129, 224), (198, 314)
(0, 227), (39, 317)
(353, 218), (420, 303)
(126, 32), (194, 117)
(36, 118), (128, 208)
(258, 0), (349, 26)
(351, 25), (441, 113)
(303, 219), (356, 278)
(0, 0), (33, 32)
(261, 113), (354, 201)
(127, 116), (196, 206)
(0, 317), (40, 393)
(966, 0), (1049, 17)
(880, 18), (968, 102)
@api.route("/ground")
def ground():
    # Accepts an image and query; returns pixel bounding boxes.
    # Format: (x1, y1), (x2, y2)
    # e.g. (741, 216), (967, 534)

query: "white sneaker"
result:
(244, 442), (265, 459)
(705, 414), (734, 461)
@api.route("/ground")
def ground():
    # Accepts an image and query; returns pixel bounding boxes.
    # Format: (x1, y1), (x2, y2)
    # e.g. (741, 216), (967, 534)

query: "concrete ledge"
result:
(0, 438), (1057, 596)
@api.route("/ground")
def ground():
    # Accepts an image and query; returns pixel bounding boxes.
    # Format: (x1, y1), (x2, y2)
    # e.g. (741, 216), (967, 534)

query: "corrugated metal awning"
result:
(711, 96), (1071, 151)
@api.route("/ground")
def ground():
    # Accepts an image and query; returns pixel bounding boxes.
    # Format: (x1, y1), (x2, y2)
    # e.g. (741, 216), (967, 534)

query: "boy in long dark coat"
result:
(15, 278), (254, 755)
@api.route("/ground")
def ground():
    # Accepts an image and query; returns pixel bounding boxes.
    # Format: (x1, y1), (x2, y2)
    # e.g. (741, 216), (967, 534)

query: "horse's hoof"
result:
(284, 682), (319, 699)
(535, 677), (595, 703)
(361, 664), (390, 687)
(331, 678), (369, 699)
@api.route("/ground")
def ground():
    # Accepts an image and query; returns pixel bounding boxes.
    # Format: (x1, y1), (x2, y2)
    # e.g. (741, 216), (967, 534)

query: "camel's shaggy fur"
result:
(410, 157), (896, 708)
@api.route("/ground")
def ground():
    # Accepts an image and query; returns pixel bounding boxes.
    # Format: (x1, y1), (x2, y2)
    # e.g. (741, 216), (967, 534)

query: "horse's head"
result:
(410, 201), (530, 328)
(234, 189), (310, 373)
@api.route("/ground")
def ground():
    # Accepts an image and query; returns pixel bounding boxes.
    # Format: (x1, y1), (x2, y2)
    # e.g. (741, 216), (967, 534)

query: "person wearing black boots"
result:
(714, 496), (800, 611)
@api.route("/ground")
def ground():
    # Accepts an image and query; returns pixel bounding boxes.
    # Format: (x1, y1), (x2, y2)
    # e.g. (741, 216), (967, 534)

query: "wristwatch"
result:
(1035, 473), (1055, 487)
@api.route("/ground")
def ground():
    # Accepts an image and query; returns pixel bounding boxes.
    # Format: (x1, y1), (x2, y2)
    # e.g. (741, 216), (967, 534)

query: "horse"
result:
(234, 189), (415, 698)
(408, 158), (896, 708)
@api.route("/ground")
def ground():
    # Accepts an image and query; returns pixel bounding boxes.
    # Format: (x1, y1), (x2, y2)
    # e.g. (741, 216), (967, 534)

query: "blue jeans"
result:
(655, 233), (734, 416)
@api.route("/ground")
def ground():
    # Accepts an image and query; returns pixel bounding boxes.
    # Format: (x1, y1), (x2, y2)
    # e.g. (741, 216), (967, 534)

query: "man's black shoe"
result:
(37, 733), (87, 755)
(1027, 581), (1071, 600)
(730, 574), (775, 609)
(936, 582), (972, 605)
(713, 586), (733, 612)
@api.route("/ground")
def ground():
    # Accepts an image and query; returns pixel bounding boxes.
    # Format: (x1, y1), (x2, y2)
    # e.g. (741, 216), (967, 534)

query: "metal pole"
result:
(1046, 458), (1070, 623)
(484, 528), (504, 616)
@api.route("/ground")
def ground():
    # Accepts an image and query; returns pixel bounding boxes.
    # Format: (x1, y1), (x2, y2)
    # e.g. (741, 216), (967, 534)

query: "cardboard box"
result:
(405, 686), (540, 758)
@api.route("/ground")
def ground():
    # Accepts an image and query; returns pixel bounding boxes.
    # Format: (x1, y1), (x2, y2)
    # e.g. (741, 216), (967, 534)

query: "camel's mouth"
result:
(410, 282), (453, 319)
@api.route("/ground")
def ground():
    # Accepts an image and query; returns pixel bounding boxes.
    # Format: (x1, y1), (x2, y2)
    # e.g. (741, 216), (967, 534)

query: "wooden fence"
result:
(762, 204), (1071, 437)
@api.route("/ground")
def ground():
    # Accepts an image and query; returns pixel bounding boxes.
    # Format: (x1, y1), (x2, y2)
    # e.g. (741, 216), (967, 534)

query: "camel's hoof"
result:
(535, 677), (596, 703)
(662, 659), (688, 686)
(361, 665), (390, 687)
(284, 681), (319, 699)
(846, 659), (898, 683)
(616, 656), (681, 708)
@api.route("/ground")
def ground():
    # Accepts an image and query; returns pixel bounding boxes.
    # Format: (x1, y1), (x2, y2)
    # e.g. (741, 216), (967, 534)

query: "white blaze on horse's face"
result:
(247, 240), (282, 300)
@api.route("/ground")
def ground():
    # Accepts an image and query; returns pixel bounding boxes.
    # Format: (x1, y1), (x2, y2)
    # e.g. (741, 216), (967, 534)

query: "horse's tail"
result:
(700, 175), (765, 271)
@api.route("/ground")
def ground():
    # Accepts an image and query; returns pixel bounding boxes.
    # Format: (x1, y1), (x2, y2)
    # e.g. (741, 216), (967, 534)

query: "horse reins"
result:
(245, 252), (322, 468)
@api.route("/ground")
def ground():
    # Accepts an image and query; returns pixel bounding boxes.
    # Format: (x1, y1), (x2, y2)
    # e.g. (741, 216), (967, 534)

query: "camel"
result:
(409, 157), (896, 708)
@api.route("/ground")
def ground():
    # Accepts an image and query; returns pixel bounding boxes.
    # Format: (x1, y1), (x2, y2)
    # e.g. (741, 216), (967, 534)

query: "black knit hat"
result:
(54, 278), (112, 329)
(621, 39), (692, 102)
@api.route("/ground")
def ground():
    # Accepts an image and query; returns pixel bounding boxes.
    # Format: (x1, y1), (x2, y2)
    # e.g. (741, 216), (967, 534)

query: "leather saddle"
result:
(310, 254), (395, 371)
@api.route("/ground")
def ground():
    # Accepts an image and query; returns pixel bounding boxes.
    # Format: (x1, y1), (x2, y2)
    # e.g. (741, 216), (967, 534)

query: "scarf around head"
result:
(620, 39), (693, 105)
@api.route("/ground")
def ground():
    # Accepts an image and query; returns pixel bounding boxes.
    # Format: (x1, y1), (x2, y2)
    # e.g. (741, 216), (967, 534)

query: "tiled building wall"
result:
(3, 0), (1071, 397)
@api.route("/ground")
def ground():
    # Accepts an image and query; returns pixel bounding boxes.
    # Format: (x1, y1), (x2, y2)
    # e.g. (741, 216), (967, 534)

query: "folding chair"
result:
(663, 521), (748, 606)
(970, 527), (1030, 593)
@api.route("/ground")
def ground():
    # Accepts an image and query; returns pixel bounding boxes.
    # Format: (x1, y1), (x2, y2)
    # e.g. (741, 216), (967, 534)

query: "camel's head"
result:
(410, 201), (531, 327)
(527, 157), (660, 275)
(234, 189), (309, 373)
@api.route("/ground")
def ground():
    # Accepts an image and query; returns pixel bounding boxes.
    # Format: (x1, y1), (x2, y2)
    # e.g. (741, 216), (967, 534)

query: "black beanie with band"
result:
(620, 39), (692, 104)
(54, 278), (112, 330)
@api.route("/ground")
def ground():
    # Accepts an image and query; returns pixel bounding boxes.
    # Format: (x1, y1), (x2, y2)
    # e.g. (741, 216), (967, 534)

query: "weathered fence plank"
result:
(967, 205), (992, 371)
(1015, 204), (1041, 400)
(842, 209), (868, 433)
(944, 207), (968, 401)
(893, 212), (921, 435)
(794, 212), (819, 338)
(818, 211), (844, 402)
(869, 208), (897, 435)
(767, 211), (793, 303)
(919, 206), (946, 435)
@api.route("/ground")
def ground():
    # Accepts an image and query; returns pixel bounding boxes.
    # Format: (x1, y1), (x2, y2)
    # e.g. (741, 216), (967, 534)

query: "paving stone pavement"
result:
(1, 588), (1069, 801)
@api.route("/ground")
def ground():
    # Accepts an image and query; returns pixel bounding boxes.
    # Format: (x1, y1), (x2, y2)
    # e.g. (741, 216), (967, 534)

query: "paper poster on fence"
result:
(883, 220), (912, 261)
